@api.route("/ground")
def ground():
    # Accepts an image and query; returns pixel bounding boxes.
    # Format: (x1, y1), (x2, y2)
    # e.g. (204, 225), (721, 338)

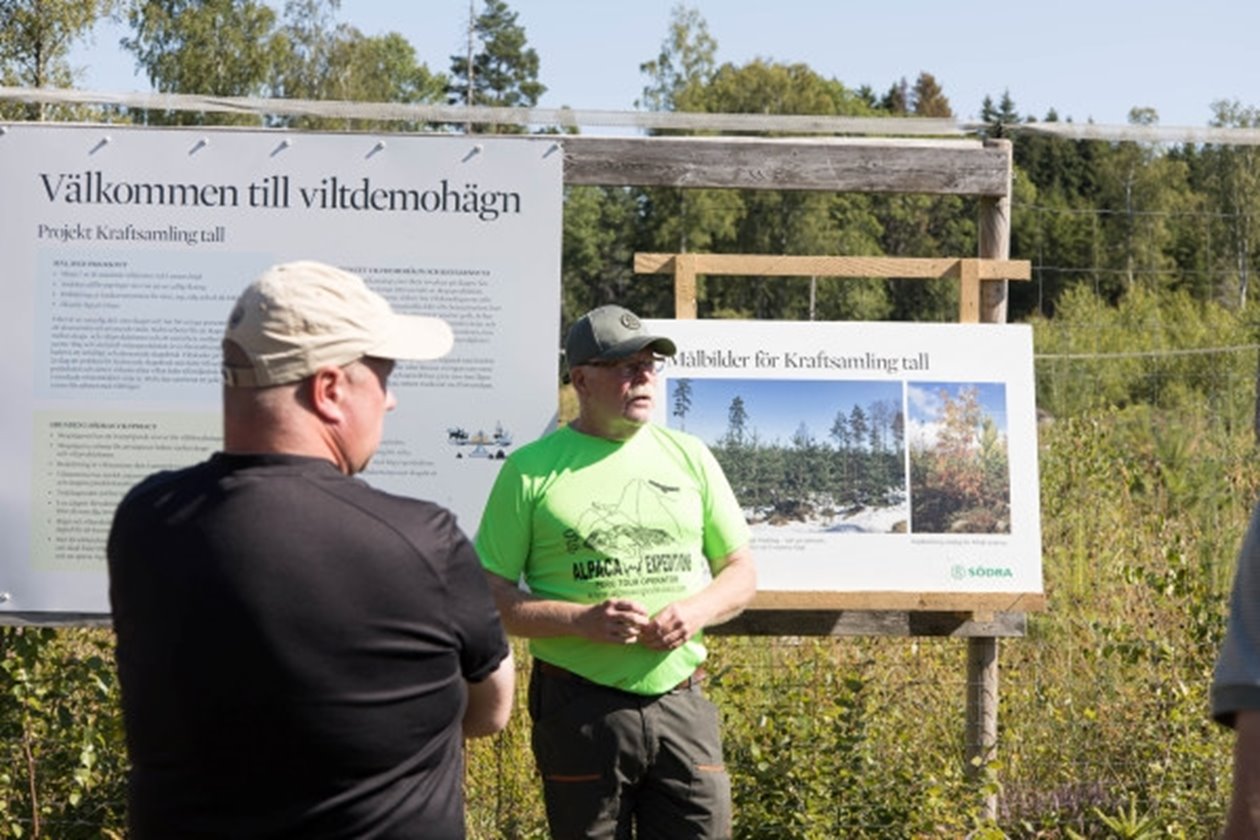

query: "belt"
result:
(535, 660), (705, 694)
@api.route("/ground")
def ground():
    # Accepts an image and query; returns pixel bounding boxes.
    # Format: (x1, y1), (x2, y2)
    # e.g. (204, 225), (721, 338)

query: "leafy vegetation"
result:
(9, 290), (1250, 835)
(0, 0), (121, 121)
(0, 628), (125, 839)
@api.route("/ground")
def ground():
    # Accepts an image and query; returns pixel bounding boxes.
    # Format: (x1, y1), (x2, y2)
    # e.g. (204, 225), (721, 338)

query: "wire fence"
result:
(5, 625), (1230, 838)
(2, 338), (1245, 838)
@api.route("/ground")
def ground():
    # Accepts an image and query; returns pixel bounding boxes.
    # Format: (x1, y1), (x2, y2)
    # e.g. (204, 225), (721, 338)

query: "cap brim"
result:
(593, 335), (676, 361)
(369, 313), (455, 362)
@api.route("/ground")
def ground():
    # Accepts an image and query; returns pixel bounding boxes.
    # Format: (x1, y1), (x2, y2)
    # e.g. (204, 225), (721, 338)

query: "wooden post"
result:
(966, 631), (999, 802)
(966, 137), (1014, 820)
(958, 259), (981, 324)
(978, 139), (1013, 323)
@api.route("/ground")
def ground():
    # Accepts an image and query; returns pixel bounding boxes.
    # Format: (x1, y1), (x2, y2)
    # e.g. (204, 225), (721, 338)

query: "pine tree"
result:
(672, 379), (693, 431)
(725, 395), (749, 447)
(911, 71), (951, 118)
(879, 77), (909, 115)
(848, 404), (869, 504)
(447, 0), (545, 133)
(979, 89), (1020, 138)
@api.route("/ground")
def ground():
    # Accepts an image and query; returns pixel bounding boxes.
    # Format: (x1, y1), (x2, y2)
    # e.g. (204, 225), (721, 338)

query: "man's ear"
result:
(307, 366), (349, 423)
(569, 366), (589, 397)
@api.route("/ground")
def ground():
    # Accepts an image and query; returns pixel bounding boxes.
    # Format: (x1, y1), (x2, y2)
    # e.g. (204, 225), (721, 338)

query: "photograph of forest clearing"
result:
(667, 377), (909, 533)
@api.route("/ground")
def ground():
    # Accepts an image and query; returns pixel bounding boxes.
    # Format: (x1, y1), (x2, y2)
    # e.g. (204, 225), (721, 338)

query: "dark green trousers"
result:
(528, 664), (732, 840)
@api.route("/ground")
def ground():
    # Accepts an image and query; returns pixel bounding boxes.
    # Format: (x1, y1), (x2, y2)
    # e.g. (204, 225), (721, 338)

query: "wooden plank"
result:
(17, 88), (1260, 145)
(1020, 120), (1260, 147)
(635, 253), (1030, 280)
(959, 258), (981, 323)
(675, 253), (698, 319)
(708, 609), (1027, 638)
(747, 590), (1046, 612)
(634, 253), (671, 274)
(563, 136), (1011, 196)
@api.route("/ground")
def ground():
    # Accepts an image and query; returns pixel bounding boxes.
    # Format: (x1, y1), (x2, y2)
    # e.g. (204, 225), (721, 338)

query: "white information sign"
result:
(1, 124), (562, 615)
(646, 319), (1042, 595)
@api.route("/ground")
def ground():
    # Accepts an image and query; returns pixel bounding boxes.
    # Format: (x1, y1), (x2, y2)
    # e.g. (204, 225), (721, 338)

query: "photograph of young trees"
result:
(906, 382), (1011, 534)
(668, 377), (908, 534)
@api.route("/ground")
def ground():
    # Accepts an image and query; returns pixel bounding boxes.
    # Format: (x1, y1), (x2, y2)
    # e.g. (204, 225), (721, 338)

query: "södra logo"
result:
(951, 564), (1013, 579)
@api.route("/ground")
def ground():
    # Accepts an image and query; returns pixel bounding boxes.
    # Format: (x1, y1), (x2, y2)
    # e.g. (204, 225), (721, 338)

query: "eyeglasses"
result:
(586, 355), (668, 379)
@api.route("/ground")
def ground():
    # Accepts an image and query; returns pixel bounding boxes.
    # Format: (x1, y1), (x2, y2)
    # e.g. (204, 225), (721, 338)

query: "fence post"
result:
(979, 138), (1012, 324)
(966, 635), (999, 816)
(966, 137), (1014, 821)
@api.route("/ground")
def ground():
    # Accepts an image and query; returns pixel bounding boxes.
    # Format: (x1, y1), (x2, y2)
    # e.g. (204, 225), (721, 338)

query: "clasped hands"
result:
(583, 598), (695, 651)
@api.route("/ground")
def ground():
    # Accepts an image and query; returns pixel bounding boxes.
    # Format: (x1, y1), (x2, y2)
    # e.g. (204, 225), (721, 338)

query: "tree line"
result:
(5, 1), (1260, 338)
(675, 384), (905, 519)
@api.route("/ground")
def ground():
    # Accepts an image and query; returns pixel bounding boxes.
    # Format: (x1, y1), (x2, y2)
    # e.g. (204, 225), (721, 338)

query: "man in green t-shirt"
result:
(476, 304), (756, 839)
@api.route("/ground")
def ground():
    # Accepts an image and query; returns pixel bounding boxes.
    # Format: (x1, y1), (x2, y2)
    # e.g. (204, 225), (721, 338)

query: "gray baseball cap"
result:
(564, 305), (676, 368)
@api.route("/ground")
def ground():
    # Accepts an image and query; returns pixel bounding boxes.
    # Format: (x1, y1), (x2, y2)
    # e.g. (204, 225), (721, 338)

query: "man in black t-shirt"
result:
(107, 261), (513, 839)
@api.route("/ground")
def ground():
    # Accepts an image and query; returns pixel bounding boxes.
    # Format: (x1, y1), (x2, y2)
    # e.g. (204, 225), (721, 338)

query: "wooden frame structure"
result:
(562, 135), (1032, 818)
(0, 120), (1034, 818)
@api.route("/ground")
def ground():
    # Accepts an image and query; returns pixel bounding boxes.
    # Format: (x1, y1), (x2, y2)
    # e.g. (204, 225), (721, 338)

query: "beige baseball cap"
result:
(222, 260), (454, 387)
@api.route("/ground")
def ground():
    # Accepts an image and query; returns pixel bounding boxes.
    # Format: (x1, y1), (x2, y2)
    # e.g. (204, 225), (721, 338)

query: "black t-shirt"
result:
(107, 453), (509, 839)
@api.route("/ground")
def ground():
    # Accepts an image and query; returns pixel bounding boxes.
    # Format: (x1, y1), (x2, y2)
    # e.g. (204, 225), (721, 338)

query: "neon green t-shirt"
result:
(475, 423), (750, 695)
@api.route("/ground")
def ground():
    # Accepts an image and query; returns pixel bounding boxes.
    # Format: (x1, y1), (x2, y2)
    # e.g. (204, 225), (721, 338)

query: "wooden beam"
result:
(635, 253), (1031, 281)
(708, 609), (1027, 638)
(747, 591), (1046, 612)
(563, 136), (1012, 196)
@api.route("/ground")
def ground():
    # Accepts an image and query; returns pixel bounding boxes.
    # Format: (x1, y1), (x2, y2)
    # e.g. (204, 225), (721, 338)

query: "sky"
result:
(69, 0), (1260, 129)
(668, 378), (1009, 450)
(906, 382), (1008, 449)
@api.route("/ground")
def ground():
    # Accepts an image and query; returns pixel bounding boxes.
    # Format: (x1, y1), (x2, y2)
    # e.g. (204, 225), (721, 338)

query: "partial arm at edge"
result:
(1224, 708), (1260, 839)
